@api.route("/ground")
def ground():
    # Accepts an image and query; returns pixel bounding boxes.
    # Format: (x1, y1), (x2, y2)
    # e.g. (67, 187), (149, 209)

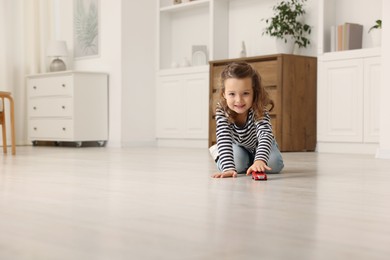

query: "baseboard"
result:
(121, 140), (157, 147)
(317, 142), (379, 154)
(375, 148), (390, 159)
(157, 138), (208, 148)
(105, 140), (122, 147)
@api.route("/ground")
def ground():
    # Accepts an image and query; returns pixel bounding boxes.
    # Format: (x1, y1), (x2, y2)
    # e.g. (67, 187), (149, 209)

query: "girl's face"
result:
(223, 77), (254, 115)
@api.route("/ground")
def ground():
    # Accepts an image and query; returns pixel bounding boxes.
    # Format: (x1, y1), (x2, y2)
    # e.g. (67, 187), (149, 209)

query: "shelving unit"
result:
(317, 0), (383, 154)
(318, 0), (382, 56)
(156, 0), (229, 147)
(157, 0), (229, 72)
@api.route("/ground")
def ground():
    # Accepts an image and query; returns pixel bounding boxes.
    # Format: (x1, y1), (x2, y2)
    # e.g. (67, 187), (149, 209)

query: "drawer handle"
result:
(33, 127), (37, 131)
(62, 127), (66, 131)
(33, 86), (37, 90)
(62, 84), (66, 88)
(62, 105), (66, 109)
(33, 106), (37, 110)
(212, 89), (217, 93)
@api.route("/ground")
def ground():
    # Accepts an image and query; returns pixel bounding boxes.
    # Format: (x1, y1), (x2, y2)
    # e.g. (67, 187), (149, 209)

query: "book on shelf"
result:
(346, 23), (363, 50)
(331, 23), (363, 51)
(330, 26), (336, 52)
(337, 24), (343, 51)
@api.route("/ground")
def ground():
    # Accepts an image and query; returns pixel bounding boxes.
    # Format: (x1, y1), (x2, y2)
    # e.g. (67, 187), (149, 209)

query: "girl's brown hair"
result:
(218, 62), (274, 122)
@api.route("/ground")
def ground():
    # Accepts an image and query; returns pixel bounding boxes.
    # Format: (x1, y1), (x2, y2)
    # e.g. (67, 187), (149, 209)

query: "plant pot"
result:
(275, 36), (295, 54)
(370, 29), (381, 47)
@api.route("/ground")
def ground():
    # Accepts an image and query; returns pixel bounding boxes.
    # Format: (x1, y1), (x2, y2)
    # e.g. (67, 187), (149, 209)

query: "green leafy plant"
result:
(368, 19), (382, 33)
(262, 0), (312, 48)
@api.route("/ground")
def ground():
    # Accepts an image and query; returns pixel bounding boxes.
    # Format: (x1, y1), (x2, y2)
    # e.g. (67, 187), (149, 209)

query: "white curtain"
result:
(0, 0), (54, 145)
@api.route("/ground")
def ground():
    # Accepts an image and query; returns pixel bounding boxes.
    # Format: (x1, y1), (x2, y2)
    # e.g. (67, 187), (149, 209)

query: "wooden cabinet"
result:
(317, 52), (381, 153)
(26, 71), (108, 146)
(209, 54), (317, 152)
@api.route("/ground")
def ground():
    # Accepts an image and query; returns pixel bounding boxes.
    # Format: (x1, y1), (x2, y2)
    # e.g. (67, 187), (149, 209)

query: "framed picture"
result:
(192, 45), (208, 66)
(74, 0), (99, 59)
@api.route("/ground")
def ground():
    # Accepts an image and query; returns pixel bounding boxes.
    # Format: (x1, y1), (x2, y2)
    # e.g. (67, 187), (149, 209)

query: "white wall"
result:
(121, 1), (156, 146)
(58, 0), (123, 147)
(376, 0), (390, 158)
(56, 0), (156, 147)
(228, 0), (318, 58)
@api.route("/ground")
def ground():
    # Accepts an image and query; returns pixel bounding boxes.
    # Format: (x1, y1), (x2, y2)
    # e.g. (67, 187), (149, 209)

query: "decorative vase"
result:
(275, 36), (295, 54)
(370, 29), (382, 47)
(180, 57), (191, 67)
(239, 41), (247, 58)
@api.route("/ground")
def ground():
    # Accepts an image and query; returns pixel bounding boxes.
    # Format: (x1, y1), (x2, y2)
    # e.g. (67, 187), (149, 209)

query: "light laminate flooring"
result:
(1, 146), (390, 260)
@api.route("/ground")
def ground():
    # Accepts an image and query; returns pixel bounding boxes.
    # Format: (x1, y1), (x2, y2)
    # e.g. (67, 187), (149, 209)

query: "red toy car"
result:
(252, 171), (267, 181)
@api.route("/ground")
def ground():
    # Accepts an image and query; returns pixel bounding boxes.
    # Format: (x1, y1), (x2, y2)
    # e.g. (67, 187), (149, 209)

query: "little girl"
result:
(210, 62), (284, 178)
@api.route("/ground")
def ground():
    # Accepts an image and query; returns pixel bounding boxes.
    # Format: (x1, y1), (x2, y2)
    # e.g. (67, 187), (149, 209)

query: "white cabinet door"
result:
(364, 57), (381, 143)
(156, 76), (185, 138)
(184, 74), (208, 138)
(156, 72), (208, 139)
(318, 59), (364, 142)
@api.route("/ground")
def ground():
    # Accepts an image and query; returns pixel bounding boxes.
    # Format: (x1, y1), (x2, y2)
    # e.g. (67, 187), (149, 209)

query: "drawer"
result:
(211, 66), (225, 90)
(29, 119), (74, 140)
(28, 76), (73, 97)
(251, 60), (278, 87)
(265, 86), (278, 115)
(29, 98), (73, 117)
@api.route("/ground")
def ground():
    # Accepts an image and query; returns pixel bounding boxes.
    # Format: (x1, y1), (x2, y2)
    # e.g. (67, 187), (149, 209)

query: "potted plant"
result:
(368, 19), (382, 33)
(368, 19), (382, 47)
(262, 0), (312, 53)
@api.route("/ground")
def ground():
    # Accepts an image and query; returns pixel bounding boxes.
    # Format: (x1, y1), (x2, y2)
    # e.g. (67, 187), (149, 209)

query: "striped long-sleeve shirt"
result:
(216, 107), (274, 172)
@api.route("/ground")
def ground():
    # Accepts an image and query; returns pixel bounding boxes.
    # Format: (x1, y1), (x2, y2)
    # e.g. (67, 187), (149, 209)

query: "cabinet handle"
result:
(62, 105), (66, 109)
(33, 127), (37, 131)
(212, 89), (217, 93)
(62, 127), (66, 131)
(33, 86), (37, 90)
(62, 84), (66, 88)
(33, 106), (37, 110)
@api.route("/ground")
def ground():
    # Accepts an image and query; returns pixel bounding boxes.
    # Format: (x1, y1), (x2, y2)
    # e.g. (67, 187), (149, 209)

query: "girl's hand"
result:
(246, 160), (271, 175)
(212, 170), (237, 178)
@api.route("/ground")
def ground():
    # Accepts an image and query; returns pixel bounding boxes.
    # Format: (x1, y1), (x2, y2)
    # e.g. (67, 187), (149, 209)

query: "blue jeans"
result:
(216, 140), (284, 174)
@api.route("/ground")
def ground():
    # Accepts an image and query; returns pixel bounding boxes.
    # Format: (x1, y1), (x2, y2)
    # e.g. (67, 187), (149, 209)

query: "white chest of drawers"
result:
(26, 71), (108, 146)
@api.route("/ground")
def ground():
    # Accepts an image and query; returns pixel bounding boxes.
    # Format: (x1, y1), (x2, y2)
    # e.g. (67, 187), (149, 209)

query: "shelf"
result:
(319, 47), (381, 61)
(160, 0), (210, 13)
(318, 0), (382, 55)
(158, 0), (211, 71)
(158, 65), (209, 76)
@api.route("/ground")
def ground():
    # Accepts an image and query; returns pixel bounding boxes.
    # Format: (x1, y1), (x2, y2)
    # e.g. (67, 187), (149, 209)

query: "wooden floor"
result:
(1, 146), (390, 260)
